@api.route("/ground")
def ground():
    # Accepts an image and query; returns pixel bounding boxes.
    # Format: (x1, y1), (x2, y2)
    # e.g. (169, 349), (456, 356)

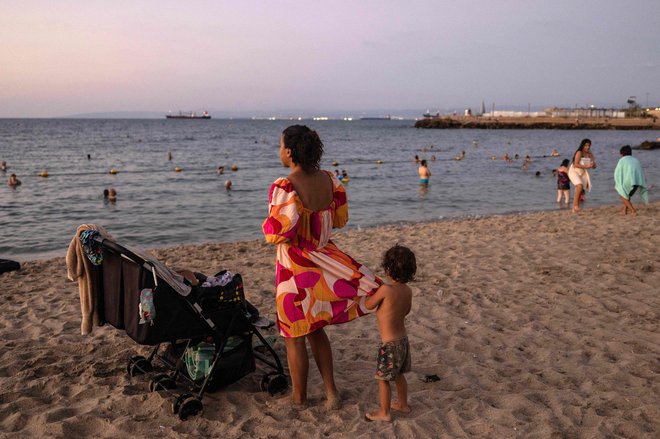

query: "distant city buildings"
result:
(481, 111), (547, 118)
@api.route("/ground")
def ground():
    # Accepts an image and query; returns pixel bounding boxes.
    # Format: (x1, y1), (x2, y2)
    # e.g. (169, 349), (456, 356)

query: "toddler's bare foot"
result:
(365, 411), (391, 422)
(325, 392), (341, 410)
(391, 401), (411, 414)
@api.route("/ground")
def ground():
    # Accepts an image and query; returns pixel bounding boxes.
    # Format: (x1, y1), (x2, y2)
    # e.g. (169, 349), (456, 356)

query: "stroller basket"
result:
(92, 235), (288, 420)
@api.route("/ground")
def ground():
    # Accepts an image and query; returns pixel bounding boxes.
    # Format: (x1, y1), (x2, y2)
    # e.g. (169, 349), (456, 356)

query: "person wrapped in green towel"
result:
(614, 145), (649, 216)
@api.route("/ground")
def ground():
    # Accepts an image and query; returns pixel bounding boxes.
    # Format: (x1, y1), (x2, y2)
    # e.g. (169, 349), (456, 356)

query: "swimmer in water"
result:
(418, 160), (431, 185)
(7, 173), (21, 187)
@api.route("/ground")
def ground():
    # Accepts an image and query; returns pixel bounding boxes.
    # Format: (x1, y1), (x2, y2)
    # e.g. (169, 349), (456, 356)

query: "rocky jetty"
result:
(414, 116), (660, 130)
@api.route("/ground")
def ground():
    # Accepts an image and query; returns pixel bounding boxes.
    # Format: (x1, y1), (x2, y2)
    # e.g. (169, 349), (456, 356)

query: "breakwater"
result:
(415, 116), (660, 130)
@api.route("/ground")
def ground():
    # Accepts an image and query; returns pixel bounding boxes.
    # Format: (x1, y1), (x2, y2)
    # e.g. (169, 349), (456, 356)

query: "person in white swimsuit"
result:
(568, 138), (596, 213)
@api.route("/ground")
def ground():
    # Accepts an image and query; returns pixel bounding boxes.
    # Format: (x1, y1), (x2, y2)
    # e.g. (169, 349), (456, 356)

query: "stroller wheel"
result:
(261, 373), (288, 395)
(149, 374), (177, 392)
(267, 374), (288, 395)
(260, 373), (274, 391)
(172, 393), (193, 415)
(127, 355), (152, 377)
(178, 396), (203, 420)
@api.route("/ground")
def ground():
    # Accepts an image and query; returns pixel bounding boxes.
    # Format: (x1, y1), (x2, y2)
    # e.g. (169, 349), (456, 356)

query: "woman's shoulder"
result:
(271, 176), (294, 190)
(268, 176), (298, 201)
(322, 170), (343, 189)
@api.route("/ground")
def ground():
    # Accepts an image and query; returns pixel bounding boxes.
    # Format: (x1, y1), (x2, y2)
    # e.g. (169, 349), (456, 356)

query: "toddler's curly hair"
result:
(382, 244), (416, 283)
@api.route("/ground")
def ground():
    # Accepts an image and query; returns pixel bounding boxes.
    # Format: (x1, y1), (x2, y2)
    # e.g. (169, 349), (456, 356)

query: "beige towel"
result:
(568, 164), (592, 192)
(66, 224), (110, 335)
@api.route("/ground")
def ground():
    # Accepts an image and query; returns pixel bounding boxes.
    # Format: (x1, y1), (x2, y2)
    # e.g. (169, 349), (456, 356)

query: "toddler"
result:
(364, 244), (416, 422)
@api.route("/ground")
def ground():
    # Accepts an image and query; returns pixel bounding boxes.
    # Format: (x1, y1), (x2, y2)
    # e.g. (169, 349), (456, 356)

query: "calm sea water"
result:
(1, 119), (658, 261)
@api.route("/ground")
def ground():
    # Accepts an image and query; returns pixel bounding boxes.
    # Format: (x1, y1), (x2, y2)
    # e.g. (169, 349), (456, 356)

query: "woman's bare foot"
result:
(291, 395), (308, 408)
(325, 392), (342, 410)
(365, 411), (391, 422)
(391, 401), (411, 414)
(572, 206), (581, 213)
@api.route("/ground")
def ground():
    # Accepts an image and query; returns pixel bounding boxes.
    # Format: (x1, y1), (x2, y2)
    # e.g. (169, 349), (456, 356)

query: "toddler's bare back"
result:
(374, 283), (412, 342)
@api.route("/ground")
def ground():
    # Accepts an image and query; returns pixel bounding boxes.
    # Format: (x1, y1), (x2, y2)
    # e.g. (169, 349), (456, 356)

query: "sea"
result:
(1, 118), (658, 261)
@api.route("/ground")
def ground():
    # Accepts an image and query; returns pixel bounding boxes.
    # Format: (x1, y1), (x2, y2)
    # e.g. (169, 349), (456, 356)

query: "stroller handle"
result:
(93, 235), (159, 286)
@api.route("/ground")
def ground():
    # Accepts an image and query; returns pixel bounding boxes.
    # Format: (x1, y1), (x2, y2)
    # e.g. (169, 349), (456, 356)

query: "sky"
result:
(1, 0), (659, 117)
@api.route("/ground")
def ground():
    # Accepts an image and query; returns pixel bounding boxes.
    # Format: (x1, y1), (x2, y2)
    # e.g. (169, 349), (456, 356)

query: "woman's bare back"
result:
(288, 170), (334, 211)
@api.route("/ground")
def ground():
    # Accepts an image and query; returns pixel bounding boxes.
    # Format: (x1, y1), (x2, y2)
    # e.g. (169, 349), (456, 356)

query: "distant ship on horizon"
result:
(359, 114), (391, 121)
(166, 110), (211, 119)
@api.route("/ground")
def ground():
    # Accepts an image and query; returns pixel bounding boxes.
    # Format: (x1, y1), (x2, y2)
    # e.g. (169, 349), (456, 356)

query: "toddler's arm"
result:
(365, 286), (386, 310)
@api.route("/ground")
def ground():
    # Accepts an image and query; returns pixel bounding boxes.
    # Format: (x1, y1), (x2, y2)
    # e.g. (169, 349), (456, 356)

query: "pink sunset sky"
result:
(1, 0), (659, 117)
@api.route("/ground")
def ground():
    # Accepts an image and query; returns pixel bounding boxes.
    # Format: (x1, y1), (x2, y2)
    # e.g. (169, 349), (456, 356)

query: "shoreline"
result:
(415, 115), (660, 130)
(9, 201), (642, 264)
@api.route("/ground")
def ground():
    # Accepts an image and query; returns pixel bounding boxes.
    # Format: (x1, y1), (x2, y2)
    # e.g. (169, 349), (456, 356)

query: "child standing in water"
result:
(365, 244), (417, 422)
(556, 159), (570, 207)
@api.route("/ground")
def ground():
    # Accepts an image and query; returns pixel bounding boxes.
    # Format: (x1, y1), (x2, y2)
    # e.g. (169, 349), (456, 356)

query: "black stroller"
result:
(92, 236), (288, 420)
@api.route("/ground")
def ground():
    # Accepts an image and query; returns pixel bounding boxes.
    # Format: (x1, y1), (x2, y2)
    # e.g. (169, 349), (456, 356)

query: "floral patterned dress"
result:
(262, 171), (381, 338)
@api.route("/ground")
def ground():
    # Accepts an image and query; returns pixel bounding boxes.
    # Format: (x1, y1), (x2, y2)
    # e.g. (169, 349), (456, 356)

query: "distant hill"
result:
(59, 109), (422, 119)
(60, 111), (164, 119)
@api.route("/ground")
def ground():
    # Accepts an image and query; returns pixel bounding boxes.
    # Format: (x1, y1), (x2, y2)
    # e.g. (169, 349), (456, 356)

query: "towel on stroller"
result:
(67, 226), (287, 420)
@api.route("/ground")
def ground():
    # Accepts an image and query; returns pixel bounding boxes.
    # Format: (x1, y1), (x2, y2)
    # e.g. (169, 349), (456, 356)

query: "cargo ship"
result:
(166, 111), (211, 119)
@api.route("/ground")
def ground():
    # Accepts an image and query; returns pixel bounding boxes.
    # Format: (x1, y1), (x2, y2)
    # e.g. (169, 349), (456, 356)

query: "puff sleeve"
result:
(263, 178), (302, 244)
(331, 175), (348, 229)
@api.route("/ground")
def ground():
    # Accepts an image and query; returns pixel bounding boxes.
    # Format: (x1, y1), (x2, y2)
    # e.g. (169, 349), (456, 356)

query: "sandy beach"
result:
(1, 202), (658, 438)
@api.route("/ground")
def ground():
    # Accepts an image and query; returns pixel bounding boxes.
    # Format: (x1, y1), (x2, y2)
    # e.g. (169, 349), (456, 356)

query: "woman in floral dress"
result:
(263, 125), (381, 408)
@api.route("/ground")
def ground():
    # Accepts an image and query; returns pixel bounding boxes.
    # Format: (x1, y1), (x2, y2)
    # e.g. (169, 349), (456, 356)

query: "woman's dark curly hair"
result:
(382, 244), (416, 283)
(282, 125), (324, 172)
